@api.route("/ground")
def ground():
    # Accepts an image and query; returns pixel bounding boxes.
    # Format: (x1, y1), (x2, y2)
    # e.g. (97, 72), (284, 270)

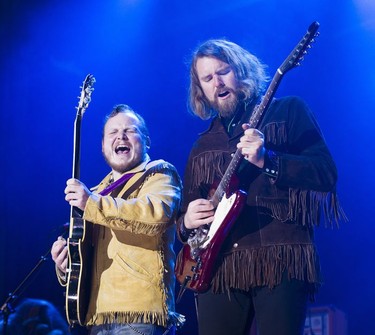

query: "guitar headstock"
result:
(278, 21), (320, 75)
(76, 74), (95, 116)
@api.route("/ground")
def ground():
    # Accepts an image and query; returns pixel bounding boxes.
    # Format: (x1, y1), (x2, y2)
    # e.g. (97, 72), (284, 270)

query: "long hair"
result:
(188, 39), (269, 120)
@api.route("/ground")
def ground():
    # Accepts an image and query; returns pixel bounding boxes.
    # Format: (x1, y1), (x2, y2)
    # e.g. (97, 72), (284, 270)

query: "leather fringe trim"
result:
(87, 311), (167, 327)
(103, 217), (169, 236)
(289, 189), (348, 227)
(211, 244), (321, 294)
(189, 151), (226, 192)
(264, 121), (287, 144)
(256, 189), (348, 227)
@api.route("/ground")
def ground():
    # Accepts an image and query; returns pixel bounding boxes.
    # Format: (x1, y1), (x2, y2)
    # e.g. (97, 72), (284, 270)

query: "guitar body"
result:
(175, 190), (247, 293)
(66, 217), (94, 326)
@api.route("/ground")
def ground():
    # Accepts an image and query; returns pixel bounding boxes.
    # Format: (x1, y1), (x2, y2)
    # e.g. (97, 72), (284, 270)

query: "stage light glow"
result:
(354, 0), (375, 31)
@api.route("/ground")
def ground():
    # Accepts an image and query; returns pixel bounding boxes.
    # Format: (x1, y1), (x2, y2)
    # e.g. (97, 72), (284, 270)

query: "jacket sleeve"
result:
(268, 97), (338, 192)
(83, 166), (182, 236)
(176, 150), (203, 243)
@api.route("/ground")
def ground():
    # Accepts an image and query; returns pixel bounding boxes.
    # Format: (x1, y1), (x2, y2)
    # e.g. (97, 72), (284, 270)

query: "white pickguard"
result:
(202, 193), (237, 249)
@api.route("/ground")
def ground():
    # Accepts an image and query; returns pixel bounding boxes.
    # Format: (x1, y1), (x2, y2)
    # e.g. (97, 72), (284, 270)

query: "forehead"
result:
(195, 56), (229, 76)
(104, 112), (140, 129)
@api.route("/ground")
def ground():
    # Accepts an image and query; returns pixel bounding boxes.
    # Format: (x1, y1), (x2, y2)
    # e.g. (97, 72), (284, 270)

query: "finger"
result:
(194, 210), (215, 220)
(51, 238), (66, 252)
(56, 246), (68, 266)
(197, 215), (215, 226)
(58, 236), (66, 243)
(61, 258), (68, 272)
(66, 178), (79, 185)
(64, 185), (76, 195)
(191, 198), (211, 206)
(196, 203), (215, 212)
(242, 123), (251, 131)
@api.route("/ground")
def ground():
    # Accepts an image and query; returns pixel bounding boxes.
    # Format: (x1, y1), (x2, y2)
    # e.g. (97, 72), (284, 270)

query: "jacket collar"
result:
(91, 154), (151, 191)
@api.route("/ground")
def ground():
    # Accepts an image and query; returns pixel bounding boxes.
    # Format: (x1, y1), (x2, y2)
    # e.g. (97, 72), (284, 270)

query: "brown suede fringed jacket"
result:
(177, 96), (346, 294)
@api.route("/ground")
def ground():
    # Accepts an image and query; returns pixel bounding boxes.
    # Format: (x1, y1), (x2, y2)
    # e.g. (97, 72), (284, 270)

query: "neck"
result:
(111, 171), (122, 182)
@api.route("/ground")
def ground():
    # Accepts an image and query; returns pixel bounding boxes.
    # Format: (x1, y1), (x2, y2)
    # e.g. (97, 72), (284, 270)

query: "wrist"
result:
(179, 219), (195, 240)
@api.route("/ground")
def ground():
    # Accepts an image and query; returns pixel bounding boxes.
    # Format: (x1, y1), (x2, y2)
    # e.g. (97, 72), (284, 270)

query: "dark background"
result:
(1, 0), (374, 334)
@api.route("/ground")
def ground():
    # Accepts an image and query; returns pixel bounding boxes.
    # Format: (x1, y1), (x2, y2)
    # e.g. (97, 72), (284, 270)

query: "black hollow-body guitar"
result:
(175, 22), (320, 297)
(65, 74), (95, 326)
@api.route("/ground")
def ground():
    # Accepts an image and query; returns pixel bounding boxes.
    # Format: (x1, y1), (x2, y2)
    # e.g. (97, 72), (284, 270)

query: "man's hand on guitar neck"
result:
(184, 198), (215, 230)
(65, 178), (93, 211)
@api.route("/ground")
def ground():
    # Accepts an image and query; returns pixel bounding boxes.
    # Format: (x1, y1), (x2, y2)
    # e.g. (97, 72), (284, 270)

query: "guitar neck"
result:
(211, 71), (284, 207)
(249, 71), (282, 128)
(72, 112), (82, 179)
(70, 111), (83, 219)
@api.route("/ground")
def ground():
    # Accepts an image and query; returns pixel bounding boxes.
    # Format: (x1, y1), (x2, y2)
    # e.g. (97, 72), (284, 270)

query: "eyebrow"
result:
(105, 125), (139, 132)
(199, 65), (232, 82)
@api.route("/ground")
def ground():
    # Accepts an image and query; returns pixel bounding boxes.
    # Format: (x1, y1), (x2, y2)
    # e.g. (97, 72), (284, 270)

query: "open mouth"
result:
(217, 90), (230, 98)
(115, 145), (130, 154)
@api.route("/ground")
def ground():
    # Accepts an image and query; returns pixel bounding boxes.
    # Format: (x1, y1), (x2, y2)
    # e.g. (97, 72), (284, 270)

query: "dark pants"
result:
(197, 276), (310, 335)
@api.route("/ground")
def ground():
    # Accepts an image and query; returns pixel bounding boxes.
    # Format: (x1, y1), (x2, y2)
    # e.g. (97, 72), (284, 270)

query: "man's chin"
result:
(214, 97), (239, 118)
(218, 103), (238, 118)
(111, 159), (144, 174)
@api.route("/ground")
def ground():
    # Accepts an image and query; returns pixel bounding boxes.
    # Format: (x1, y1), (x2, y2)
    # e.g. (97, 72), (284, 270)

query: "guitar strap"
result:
(118, 160), (168, 200)
(100, 160), (167, 199)
(99, 172), (135, 196)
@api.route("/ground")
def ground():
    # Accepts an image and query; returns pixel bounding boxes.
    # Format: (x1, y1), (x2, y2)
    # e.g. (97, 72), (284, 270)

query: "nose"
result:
(118, 130), (128, 140)
(213, 75), (224, 88)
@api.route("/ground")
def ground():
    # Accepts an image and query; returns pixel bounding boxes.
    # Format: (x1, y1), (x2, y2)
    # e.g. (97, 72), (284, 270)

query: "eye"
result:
(125, 127), (138, 135)
(218, 67), (231, 76)
(105, 130), (117, 136)
(201, 75), (212, 83)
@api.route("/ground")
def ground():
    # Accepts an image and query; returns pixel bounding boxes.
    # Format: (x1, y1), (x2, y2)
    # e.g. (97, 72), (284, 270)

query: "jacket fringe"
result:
(256, 189), (347, 227)
(190, 151), (226, 192)
(87, 311), (167, 327)
(264, 121), (287, 144)
(289, 189), (348, 227)
(211, 244), (321, 294)
(103, 217), (169, 235)
(87, 310), (185, 328)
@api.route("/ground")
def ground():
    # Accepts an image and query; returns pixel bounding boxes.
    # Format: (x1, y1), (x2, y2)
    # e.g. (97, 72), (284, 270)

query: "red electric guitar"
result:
(175, 22), (320, 298)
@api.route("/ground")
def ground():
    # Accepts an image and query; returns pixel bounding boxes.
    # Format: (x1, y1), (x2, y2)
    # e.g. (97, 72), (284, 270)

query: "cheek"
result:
(201, 84), (213, 99)
(228, 75), (238, 89)
(102, 140), (112, 154)
(131, 138), (144, 153)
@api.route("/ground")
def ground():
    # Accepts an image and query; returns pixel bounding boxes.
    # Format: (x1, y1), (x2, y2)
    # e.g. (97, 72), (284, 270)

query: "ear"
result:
(145, 136), (151, 150)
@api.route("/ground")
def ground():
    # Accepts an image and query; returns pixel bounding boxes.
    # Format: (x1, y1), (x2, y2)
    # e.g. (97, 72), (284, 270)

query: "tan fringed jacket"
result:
(59, 157), (182, 327)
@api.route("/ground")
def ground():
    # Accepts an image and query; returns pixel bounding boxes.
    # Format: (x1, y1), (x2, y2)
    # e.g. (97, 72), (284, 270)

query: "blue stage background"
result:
(1, 0), (374, 334)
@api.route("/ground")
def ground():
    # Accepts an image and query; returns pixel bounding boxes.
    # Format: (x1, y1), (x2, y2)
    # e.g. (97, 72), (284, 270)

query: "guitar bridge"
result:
(188, 226), (209, 258)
